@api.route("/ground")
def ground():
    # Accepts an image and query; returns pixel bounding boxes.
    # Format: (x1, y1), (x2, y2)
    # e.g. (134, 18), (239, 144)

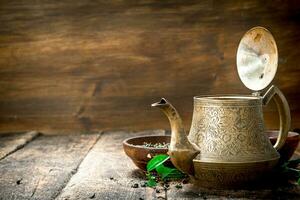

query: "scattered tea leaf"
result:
(16, 178), (22, 185)
(89, 193), (96, 199)
(140, 182), (147, 187)
(131, 183), (139, 188)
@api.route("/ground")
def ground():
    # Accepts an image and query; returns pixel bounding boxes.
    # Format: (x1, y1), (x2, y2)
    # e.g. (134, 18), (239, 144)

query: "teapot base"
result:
(192, 158), (279, 189)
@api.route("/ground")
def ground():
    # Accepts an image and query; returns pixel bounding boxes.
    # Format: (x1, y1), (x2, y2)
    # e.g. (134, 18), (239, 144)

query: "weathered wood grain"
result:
(0, 131), (39, 160)
(0, 0), (299, 133)
(56, 129), (300, 200)
(0, 130), (299, 199)
(56, 130), (165, 200)
(165, 183), (300, 199)
(0, 134), (100, 200)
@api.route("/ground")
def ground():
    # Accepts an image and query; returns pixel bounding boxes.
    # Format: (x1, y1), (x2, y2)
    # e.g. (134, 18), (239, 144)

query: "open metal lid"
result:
(236, 27), (278, 91)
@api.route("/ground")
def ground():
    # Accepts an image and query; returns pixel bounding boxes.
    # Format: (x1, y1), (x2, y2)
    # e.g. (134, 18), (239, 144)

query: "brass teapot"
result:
(152, 27), (291, 188)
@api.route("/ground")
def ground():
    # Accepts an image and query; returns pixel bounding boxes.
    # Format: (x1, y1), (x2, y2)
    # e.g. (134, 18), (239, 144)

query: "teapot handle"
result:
(262, 85), (291, 150)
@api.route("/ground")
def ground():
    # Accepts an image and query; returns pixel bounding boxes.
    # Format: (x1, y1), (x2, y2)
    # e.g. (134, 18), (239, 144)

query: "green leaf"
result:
(277, 160), (300, 184)
(146, 174), (157, 187)
(146, 154), (170, 172)
(286, 167), (300, 178)
(287, 159), (300, 168)
(157, 165), (183, 179)
(145, 154), (186, 187)
(164, 169), (185, 180)
(147, 179), (157, 187)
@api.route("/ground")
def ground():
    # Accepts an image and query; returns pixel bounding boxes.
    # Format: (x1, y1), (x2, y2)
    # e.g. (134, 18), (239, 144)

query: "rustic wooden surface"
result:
(0, 133), (99, 200)
(0, 131), (39, 160)
(0, 130), (300, 200)
(57, 130), (165, 200)
(0, 0), (299, 134)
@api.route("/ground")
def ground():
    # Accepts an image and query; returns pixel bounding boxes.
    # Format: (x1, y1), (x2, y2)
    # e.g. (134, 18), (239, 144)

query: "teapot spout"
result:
(152, 98), (199, 175)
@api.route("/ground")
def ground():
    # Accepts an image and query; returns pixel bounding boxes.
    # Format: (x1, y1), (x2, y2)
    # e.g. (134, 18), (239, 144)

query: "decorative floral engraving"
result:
(188, 101), (279, 162)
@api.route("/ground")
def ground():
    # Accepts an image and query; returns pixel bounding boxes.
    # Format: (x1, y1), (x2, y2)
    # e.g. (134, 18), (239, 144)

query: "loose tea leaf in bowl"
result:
(141, 142), (169, 148)
(123, 135), (171, 171)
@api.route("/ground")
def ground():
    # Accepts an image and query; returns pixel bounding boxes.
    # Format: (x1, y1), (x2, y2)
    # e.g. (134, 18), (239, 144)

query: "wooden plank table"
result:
(0, 130), (300, 200)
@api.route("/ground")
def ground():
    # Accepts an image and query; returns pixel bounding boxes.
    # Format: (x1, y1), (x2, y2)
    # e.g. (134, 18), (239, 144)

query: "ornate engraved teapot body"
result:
(152, 86), (290, 188)
(151, 27), (291, 188)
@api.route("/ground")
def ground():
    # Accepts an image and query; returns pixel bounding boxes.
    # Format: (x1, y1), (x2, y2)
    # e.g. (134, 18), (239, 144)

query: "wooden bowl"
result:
(123, 135), (171, 171)
(266, 130), (300, 161)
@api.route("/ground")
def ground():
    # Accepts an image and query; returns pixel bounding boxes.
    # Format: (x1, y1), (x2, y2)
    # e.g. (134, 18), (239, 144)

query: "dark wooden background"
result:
(0, 0), (299, 134)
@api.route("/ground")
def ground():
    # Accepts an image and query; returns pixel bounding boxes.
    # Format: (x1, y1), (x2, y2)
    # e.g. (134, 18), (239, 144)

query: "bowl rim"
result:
(123, 135), (170, 150)
(266, 130), (299, 139)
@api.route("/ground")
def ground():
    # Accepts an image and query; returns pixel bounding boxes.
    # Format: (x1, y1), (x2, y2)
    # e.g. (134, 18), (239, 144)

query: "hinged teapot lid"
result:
(236, 26), (278, 91)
